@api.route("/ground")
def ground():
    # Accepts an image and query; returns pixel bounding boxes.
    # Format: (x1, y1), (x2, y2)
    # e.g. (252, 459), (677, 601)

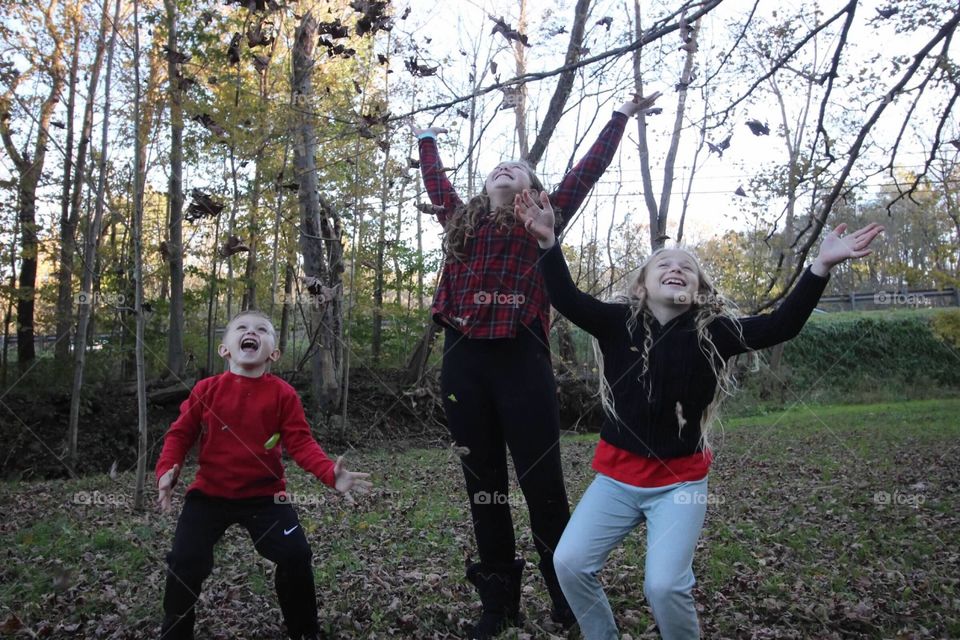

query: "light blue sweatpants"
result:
(553, 473), (708, 640)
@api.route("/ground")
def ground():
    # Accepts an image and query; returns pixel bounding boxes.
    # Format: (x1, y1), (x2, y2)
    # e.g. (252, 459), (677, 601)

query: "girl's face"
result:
(484, 161), (534, 196)
(641, 249), (701, 309)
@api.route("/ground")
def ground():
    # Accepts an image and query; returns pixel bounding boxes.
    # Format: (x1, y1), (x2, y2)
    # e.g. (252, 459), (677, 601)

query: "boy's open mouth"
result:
(240, 336), (259, 352)
(662, 276), (686, 287)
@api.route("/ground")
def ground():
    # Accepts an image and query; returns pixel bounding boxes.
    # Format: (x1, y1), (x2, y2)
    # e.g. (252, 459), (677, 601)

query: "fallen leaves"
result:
(0, 402), (957, 637)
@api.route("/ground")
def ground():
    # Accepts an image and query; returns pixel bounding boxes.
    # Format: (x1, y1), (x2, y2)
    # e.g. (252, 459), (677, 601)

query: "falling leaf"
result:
(490, 15), (530, 46)
(219, 235), (250, 258)
(707, 134), (731, 157)
(447, 393), (457, 403)
(186, 189), (225, 221)
(405, 56), (438, 77)
(351, 0), (392, 36)
(163, 45), (190, 64)
(317, 19), (350, 39)
(745, 119), (770, 136)
(264, 433), (281, 449)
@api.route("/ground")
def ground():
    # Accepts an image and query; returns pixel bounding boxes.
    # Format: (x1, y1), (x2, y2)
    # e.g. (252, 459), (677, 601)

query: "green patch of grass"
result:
(1, 398), (957, 637)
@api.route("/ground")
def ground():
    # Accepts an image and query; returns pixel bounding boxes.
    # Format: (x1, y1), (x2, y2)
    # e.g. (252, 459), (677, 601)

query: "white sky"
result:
(392, 0), (956, 256)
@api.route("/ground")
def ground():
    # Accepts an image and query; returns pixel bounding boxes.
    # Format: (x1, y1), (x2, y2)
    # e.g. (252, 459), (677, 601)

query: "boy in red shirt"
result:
(156, 309), (371, 640)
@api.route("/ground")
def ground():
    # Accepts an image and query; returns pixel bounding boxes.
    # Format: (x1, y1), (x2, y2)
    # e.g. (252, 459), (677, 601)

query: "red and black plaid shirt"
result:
(419, 111), (629, 339)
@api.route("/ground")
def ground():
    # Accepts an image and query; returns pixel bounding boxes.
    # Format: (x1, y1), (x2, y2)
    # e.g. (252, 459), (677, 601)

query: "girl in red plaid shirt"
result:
(413, 92), (660, 639)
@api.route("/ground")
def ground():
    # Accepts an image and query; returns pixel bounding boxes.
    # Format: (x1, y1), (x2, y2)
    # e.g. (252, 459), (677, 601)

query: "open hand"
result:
(333, 456), (372, 498)
(157, 464), (180, 514)
(812, 222), (884, 275)
(619, 91), (663, 117)
(411, 124), (448, 138)
(514, 189), (556, 248)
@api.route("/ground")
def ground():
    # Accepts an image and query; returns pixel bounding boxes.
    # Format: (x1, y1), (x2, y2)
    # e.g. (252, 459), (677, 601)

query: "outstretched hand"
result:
(333, 456), (373, 500)
(619, 91), (663, 117)
(157, 464), (180, 514)
(410, 123), (448, 138)
(514, 189), (556, 249)
(812, 222), (885, 276)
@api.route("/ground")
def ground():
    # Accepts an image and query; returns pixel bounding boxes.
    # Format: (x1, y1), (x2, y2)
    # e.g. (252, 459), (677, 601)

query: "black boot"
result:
(465, 559), (525, 639)
(539, 556), (576, 629)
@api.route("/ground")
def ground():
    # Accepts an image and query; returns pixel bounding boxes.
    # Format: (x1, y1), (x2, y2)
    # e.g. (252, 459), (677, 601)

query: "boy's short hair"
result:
(226, 309), (276, 337)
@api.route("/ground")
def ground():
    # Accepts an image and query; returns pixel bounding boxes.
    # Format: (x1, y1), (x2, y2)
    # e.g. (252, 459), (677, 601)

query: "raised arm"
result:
(551, 93), (661, 231)
(414, 126), (461, 226)
(517, 190), (628, 337)
(710, 222), (885, 359)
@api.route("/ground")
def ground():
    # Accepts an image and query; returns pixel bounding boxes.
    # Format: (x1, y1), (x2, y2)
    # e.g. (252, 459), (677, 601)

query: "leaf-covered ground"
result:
(2, 399), (958, 639)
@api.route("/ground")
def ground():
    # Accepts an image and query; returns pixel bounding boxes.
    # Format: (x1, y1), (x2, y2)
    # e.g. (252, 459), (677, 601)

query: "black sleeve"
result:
(538, 242), (629, 338)
(709, 266), (830, 360)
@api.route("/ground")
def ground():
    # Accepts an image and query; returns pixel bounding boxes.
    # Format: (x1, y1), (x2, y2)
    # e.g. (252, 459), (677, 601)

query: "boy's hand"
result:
(157, 464), (180, 514)
(812, 222), (884, 276)
(333, 456), (372, 498)
(515, 189), (557, 249)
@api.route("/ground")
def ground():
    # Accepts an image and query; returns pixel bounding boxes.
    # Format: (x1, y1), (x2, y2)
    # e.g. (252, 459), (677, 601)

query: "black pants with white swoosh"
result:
(161, 490), (318, 639)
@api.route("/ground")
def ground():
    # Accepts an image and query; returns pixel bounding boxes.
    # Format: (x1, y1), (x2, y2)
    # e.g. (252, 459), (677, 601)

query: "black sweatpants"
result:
(440, 321), (570, 566)
(160, 491), (318, 639)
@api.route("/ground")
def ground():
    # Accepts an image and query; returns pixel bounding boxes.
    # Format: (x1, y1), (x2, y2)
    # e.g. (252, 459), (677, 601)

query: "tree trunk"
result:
(512, 0), (530, 158)
(54, 19), (81, 363)
(0, 0), (66, 370)
(292, 13), (343, 416)
(279, 261), (294, 354)
(634, 1), (699, 250)
(525, 0), (591, 166)
(371, 37), (391, 363)
(164, 0), (185, 377)
(56, 0), (111, 364)
(68, 0), (121, 464)
(132, 0), (149, 511)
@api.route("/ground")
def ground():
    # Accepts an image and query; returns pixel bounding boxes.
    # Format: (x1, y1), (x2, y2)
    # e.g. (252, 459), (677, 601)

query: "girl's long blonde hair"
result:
(442, 162), (547, 260)
(593, 247), (744, 451)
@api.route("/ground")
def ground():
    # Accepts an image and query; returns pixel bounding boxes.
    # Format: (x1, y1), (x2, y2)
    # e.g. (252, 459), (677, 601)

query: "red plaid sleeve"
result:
(418, 137), (463, 226)
(551, 111), (629, 230)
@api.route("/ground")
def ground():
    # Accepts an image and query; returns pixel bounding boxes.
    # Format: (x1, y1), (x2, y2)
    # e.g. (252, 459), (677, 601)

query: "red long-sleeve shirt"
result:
(154, 372), (336, 499)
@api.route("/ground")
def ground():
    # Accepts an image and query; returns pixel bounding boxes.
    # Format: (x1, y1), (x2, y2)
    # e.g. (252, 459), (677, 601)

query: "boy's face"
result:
(218, 313), (280, 373)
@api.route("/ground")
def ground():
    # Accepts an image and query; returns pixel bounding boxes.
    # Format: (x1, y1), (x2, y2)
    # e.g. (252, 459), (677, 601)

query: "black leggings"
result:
(440, 322), (570, 566)
(161, 491), (318, 639)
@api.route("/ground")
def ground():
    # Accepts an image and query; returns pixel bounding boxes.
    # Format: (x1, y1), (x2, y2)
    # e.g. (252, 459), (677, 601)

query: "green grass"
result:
(1, 398), (958, 638)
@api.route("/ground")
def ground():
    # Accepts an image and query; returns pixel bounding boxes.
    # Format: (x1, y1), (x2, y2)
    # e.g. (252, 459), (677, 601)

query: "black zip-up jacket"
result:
(538, 242), (830, 458)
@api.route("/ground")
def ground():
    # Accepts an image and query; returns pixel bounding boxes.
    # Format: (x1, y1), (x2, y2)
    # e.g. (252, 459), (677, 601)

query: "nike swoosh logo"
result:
(283, 525), (299, 536)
